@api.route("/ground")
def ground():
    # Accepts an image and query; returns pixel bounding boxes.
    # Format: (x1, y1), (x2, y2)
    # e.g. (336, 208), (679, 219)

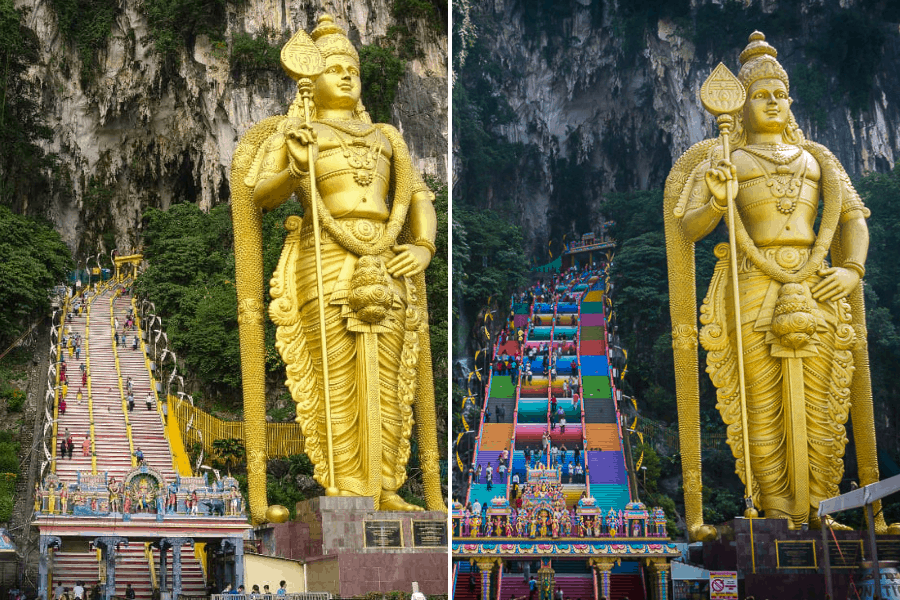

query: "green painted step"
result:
(582, 375), (612, 399)
(580, 326), (604, 341)
(489, 378), (516, 399)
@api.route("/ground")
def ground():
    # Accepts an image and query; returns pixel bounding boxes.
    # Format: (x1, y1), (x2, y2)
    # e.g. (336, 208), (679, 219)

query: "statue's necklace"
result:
(321, 121), (383, 187)
(742, 146), (807, 215)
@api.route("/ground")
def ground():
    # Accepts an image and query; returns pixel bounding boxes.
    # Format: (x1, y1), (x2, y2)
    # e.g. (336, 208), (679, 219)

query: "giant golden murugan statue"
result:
(664, 32), (884, 540)
(230, 14), (445, 523)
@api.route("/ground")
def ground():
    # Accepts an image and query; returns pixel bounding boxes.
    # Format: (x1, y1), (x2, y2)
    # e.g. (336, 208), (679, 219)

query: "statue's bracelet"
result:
(288, 159), (308, 179)
(843, 260), (866, 278)
(414, 238), (437, 259)
(709, 195), (727, 212)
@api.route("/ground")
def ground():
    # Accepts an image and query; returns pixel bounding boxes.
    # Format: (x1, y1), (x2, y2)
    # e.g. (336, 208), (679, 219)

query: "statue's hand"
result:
(283, 118), (317, 173)
(387, 245), (431, 277)
(704, 159), (738, 206)
(811, 266), (860, 302)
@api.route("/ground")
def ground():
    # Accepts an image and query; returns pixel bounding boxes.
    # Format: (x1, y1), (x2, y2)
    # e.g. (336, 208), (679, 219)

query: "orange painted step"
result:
(585, 424), (621, 451)
(480, 424), (514, 450)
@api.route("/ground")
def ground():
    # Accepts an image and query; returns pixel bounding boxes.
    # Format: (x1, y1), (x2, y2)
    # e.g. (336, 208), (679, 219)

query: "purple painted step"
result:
(581, 313), (606, 326)
(587, 450), (628, 485)
(474, 451), (501, 484)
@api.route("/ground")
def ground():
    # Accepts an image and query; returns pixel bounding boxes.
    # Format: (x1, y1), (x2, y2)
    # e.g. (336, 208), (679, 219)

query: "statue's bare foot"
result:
(811, 515), (853, 531)
(887, 523), (900, 535)
(380, 492), (425, 511)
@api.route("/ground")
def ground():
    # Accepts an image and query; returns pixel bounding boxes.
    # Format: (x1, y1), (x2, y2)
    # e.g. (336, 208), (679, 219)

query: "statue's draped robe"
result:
(252, 121), (432, 500)
(674, 141), (869, 527)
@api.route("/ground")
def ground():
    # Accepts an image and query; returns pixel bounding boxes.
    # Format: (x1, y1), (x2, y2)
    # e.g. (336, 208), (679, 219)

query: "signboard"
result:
(364, 520), (402, 548)
(412, 520), (447, 547)
(877, 539), (900, 562)
(827, 539), (864, 569)
(776, 540), (817, 569)
(709, 571), (737, 600)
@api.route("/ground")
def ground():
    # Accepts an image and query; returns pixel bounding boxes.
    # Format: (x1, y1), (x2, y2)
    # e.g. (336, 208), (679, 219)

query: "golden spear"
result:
(281, 32), (338, 495)
(700, 63), (757, 518)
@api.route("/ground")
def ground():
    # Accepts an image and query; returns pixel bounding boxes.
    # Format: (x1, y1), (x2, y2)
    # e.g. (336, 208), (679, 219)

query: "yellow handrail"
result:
(50, 296), (68, 474)
(145, 542), (158, 590)
(85, 290), (97, 474)
(110, 283), (137, 467)
(169, 395), (304, 458)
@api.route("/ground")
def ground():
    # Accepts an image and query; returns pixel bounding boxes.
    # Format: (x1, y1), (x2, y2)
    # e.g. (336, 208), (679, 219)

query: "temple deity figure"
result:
(231, 13), (443, 523)
(666, 32), (891, 539)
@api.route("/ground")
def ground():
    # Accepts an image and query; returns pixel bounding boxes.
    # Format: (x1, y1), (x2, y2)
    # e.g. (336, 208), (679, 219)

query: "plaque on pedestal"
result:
(364, 520), (403, 548)
(878, 540), (900, 562)
(413, 520), (447, 547)
(828, 539), (864, 569)
(776, 540), (817, 569)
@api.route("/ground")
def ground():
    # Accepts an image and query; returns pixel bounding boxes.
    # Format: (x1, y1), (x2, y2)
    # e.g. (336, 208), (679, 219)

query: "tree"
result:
(0, 206), (72, 346)
(211, 437), (245, 475)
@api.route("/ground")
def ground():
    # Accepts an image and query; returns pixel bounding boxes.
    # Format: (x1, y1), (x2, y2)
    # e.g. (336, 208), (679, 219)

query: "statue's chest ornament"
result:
(321, 119), (383, 187)
(743, 145), (807, 214)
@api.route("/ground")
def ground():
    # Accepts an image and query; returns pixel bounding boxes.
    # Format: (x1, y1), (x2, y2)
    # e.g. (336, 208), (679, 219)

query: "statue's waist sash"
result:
(299, 216), (389, 249)
(295, 217), (406, 325)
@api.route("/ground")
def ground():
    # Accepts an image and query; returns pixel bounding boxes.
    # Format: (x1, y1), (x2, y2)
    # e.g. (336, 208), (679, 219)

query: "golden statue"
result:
(664, 32), (883, 540)
(230, 14), (445, 523)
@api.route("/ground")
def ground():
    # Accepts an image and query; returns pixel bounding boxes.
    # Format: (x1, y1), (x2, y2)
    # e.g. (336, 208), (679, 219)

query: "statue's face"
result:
(744, 78), (791, 134)
(315, 55), (361, 111)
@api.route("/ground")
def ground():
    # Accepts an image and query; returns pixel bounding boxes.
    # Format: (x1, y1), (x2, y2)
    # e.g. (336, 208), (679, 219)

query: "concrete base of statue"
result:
(254, 496), (447, 596)
(698, 517), (900, 599)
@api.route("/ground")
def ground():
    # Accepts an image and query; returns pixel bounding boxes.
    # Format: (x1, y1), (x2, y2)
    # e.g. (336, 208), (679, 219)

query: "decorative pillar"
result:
(537, 558), (555, 600)
(589, 558), (616, 599)
(223, 537), (244, 587)
(232, 537), (244, 587)
(151, 540), (168, 597)
(93, 536), (128, 600)
(38, 536), (61, 600)
(160, 538), (194, 599)
(474, 558), (499, 600)
(644, 559), (671, 600)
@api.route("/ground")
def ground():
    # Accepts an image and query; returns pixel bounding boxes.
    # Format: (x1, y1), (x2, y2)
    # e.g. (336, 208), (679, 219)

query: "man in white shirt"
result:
(73, 582), (84, 600)
(472, 500), (482, 514)
(512, 473), (520, 486)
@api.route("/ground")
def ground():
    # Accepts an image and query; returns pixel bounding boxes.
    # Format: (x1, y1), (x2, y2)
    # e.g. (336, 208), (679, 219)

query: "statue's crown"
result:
(311, 14), (359, 65)
(738, 31), (789, 93)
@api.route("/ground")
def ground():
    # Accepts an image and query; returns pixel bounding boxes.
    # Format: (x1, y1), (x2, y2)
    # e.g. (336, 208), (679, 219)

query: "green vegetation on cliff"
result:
(0, 0), (58, 210)
(0, 206), (72, 347)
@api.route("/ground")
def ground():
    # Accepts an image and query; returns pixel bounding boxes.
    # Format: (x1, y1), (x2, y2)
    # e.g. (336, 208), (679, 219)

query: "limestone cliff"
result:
(13, 0), (447, 252)
(454, 0), (900, 253)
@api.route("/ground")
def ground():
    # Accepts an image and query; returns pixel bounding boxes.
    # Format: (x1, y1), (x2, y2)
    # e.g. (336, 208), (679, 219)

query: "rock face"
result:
(15, 0), (447, 251)
(455, 0), (900, 251)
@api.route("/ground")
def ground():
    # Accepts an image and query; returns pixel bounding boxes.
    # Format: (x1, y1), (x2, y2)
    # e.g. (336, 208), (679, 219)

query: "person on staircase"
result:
(127, 393), (134, 412)
(133, 447), (144, 466)
(146, 391), (155, 411)
(82, 434), (90, 457)
(132, 334), (139, 351)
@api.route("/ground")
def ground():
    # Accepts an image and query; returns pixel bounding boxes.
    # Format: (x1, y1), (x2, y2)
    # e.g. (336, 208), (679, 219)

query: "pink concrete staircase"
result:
(111, 292), (175, 481)
(49, 284), (206, 598)
(51, 544), (205, 597)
